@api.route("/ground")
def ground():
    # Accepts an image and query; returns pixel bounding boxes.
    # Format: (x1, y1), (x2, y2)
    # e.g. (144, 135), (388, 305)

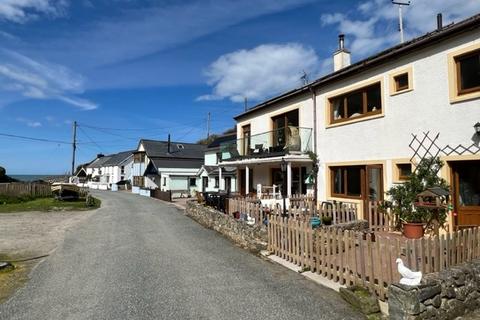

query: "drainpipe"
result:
(309, 85), (318, 212)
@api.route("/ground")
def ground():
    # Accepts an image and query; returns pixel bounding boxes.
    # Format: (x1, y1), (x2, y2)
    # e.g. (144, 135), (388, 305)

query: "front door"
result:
(202, 176), (209, 192)
(364, 165), (384, 221)
(452, 160), (480, 229)
(224, 177), (231, 193)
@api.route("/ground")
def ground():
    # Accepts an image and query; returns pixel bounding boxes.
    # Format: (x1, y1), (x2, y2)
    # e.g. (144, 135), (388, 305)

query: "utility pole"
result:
(71, 121), (77, 176)
(207, 112), (211, 139)
(392, 1), (410, 43)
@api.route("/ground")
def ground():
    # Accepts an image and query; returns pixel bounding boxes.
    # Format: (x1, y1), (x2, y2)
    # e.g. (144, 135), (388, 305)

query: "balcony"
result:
(220, 126), (312, 161)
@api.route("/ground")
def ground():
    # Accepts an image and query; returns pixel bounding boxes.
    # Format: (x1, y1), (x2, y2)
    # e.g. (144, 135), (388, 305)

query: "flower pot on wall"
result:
(402, 222), (424, 239)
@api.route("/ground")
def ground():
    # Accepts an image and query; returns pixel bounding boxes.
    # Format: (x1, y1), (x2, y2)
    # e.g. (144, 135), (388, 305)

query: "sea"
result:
(10, 175), (67, 182)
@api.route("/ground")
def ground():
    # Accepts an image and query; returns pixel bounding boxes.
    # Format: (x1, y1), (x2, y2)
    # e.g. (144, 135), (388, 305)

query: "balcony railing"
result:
(220, 126), (312, 161)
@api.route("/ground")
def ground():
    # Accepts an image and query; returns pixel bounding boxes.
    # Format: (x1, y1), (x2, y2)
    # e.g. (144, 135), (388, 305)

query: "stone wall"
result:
(389, 259), (480, 319)
(185, 201), (268, 253)
(325, 219), (369, 232)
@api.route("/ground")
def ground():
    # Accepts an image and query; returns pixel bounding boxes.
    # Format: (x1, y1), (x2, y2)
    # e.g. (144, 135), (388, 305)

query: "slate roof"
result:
(234, 12), (480, 120)
(87, 156), (112, 169)
(139, 139), (206, 159)
(207, 133), (237, 149)
(102, 150), (134, 167)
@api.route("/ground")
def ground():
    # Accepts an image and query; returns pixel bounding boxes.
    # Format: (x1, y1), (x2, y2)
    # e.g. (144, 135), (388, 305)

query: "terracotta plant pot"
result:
(403, 222), (424, 239)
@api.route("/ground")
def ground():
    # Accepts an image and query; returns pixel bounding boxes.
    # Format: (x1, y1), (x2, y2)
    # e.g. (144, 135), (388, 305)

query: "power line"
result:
(78, 126), (103, 152)
(0, 132), (71, 145)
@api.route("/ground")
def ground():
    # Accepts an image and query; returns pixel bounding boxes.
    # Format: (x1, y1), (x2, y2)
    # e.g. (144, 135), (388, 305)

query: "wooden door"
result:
(452, 161), (480, 228)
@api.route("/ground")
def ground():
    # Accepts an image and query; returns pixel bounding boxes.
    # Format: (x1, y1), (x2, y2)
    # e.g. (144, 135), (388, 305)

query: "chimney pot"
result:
(338, 34), (345, 50)
(437, 13), (443, 31)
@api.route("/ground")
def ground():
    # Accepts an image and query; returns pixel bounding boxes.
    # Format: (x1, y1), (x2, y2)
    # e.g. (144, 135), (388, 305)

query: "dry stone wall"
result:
(185, 201), (267, 253)
(389, 259), (480, 319)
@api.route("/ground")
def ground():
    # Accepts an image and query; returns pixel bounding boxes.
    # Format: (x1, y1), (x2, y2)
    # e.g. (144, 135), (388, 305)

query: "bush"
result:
(321, 216), (333, 225)
(385, 157), (449, 230)
(85, 195), (101, 208)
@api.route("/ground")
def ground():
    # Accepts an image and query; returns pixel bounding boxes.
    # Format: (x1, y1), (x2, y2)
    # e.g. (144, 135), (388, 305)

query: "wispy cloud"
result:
(0, 49), (97, 110)
(198, 43), (320, 103)
(0, 0), (68, 23)
(321, 0), (480, 58)
(16, 117), (42, 128)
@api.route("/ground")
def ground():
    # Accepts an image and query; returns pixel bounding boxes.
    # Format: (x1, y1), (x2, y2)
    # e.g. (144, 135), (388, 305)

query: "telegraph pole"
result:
(207, 112), (211, 139)
(71, 121), (77, 176)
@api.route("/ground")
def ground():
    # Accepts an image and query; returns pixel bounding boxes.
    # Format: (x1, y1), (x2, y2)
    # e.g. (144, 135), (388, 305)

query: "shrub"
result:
(385, 157), (449, 231)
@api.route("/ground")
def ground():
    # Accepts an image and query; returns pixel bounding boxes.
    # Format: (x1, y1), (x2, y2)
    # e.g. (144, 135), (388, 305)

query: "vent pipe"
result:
(167, 134), (171, 153)
(437, 13), (443, 31)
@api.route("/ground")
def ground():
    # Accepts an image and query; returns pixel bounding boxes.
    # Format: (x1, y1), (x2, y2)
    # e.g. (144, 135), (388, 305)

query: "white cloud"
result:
(0, 0), (68, 23)
(16, 117), (42, 128)
(198, 43), (319, 103)
(0, 50), (97, 110)
(321, 0), (480, 58)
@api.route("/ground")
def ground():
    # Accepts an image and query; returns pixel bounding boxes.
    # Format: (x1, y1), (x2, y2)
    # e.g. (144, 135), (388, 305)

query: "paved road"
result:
(0, 191), (362, 320)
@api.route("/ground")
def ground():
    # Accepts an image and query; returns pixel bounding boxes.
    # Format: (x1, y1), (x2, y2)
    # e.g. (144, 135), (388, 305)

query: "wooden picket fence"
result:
(267, 215), (480, 301)
(0, 182), (52, 197)
(227, 197), (358, 226)
(368, 201), (398, 231)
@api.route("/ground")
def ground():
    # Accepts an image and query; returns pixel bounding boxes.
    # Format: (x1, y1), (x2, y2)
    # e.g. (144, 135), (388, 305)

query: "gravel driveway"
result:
(0, 191), (363, 320)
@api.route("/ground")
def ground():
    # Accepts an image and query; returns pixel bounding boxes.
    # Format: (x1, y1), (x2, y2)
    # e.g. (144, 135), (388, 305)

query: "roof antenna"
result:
(392, 0), (411, 43)
(244, 97), (248, 112)
(301, 70), (309, 85)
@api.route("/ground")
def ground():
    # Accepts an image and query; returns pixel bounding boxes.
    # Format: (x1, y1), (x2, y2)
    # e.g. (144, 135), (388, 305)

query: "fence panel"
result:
(151, 189), (172, 202)
(0, 182), (52, 198)
(268, 216), (480, 301)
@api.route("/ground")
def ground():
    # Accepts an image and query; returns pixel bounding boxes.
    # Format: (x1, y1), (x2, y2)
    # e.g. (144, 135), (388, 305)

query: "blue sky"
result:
(0, 0), (479, 174)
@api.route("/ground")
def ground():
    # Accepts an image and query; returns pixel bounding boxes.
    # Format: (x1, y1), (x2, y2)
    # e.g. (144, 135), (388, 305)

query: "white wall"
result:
(315, 30), (480, 200)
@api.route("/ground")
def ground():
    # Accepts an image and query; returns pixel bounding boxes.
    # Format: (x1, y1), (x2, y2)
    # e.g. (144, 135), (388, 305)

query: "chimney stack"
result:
(437, 13), (443, 31)
(97, 154), (104, 158)
(167, 134), (171, 153)
(333, 34), (351, 72)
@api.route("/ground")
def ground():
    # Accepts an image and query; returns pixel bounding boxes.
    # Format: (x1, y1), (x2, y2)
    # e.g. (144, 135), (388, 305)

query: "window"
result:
(331, 166), (362, 198)
(121, 166), (125, 174)
(215, 177), (219, 188)
(133, 152), (145, 163)
(448, 44), (480, 103)
(272, 109), (299, 151)
(189, 178), (196, 187)
(329, 82), (382, 124)
(163, 177), (166, 186)
(397, 163), (412, 181)
(455, 49), (480, 94)
(216, 152), (222, 164)
(242, 124), (251, 155)
(394, 73), (409, 91)
(133, 176), (145, 187)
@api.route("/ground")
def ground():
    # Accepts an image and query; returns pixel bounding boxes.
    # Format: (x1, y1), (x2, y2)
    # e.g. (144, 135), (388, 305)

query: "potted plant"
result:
(385, 157), (449, 239)
(321, 216), (333, 226)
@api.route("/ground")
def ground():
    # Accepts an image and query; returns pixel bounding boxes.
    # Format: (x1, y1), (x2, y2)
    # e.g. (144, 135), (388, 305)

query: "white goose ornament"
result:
(396, 258), (422, 286)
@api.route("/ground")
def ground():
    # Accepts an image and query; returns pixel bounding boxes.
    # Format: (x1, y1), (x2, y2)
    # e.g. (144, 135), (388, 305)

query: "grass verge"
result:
(0, 197), (101, 213)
